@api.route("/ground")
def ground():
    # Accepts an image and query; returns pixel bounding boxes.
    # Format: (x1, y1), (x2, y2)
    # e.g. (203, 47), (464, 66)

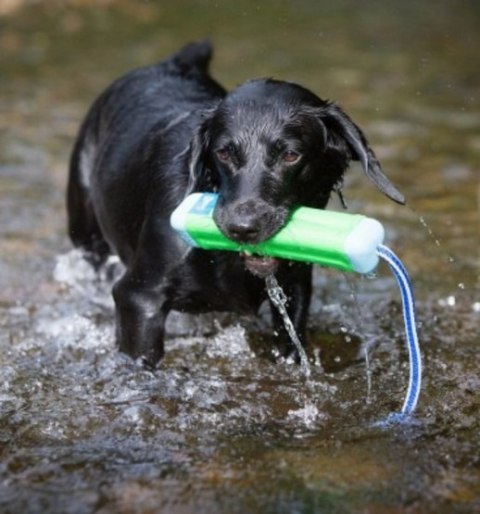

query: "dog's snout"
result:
(227, 216), (260, 243)
(223, 200), (263, 243)
(215, 199), (288, 245)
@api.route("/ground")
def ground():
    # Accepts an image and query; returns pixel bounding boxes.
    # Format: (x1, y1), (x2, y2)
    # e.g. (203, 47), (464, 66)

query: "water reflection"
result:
(1, 1), (479, 513)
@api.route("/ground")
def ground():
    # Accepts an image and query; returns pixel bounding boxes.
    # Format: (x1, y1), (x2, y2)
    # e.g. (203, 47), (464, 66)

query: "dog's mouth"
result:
(241, 251), (279, 278)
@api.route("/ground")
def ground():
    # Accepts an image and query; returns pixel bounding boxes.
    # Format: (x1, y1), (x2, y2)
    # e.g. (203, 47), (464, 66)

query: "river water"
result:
(0, 1), (479, 513)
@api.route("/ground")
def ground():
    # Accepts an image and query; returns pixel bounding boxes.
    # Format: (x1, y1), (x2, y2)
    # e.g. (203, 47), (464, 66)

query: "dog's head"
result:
(188, 79), (404, 275)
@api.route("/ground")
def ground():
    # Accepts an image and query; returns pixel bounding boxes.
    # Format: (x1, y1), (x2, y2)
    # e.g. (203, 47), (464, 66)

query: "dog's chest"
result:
(167, 250), (265, 315)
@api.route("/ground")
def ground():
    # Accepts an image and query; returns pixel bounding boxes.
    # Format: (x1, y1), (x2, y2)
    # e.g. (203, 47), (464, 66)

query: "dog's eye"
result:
(282, 150), (301, 164)
(215, 148), (231, 163)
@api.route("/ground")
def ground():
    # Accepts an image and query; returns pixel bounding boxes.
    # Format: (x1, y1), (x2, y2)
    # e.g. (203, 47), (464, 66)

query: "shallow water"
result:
(1, 1), (479, 513)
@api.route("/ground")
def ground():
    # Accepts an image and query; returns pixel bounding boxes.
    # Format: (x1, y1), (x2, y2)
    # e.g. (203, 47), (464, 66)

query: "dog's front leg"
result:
(112, 270), (170, 368)
(269, 263), (312, 362)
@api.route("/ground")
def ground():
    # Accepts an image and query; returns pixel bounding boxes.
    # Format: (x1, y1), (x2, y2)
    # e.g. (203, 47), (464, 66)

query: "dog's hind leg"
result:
(67, 134), (110, 268)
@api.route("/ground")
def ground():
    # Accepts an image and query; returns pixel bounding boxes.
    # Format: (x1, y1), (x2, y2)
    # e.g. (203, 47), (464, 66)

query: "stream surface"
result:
(0, 2), (479, 513)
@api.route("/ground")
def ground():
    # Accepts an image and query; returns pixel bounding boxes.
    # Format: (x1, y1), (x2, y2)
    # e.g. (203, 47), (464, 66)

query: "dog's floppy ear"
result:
(320, 102), (405, 204)
(186, 111), (216, 195)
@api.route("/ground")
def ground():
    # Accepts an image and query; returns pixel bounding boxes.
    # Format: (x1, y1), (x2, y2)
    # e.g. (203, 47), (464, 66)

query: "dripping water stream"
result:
(264, 274), (311, 379)
(265, 274), (324, 427)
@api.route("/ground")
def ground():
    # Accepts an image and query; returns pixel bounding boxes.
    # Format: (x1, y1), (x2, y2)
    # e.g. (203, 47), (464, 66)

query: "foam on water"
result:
(287, 401), (325, 429)
(53, 249), (122, 310)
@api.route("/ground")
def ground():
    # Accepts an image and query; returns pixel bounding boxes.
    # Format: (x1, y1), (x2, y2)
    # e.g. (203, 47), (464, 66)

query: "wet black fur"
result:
(67, 41), (404, 367)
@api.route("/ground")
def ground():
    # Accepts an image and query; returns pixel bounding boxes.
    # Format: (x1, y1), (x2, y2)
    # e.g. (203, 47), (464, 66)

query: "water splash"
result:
(287, 401), (323, 429)
(53, 249), (123, 310)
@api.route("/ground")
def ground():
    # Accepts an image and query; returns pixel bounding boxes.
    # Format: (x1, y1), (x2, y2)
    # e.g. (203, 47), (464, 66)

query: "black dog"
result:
(67, 41), (404, 368)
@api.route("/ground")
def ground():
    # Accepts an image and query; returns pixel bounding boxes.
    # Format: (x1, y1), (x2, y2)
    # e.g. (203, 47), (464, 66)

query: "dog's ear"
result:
(320, 103), (405, 204)
(187, 112), (216, 195)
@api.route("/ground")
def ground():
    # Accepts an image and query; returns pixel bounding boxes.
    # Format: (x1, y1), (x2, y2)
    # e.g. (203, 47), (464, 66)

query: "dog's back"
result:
(67, 41), (225, 265)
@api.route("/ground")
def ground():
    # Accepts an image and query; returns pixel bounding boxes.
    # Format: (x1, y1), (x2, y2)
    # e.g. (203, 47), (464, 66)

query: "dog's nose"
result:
(227, 217), (260, 243)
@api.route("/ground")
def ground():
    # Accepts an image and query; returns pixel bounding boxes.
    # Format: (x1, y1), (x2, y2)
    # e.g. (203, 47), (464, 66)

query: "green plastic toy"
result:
(170, 193), (385, 274)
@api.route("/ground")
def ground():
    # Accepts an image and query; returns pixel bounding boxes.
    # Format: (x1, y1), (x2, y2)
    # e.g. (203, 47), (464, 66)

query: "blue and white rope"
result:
(376, 244), (422, 415)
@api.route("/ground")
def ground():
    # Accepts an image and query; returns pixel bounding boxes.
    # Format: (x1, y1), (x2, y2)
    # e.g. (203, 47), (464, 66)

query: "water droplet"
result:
(472, 302), (480, 313)
(416, 214), (442, 247)
(438, 295), (456, 308)
(440, 296), (456, 307)
(458, 283), (465, 290)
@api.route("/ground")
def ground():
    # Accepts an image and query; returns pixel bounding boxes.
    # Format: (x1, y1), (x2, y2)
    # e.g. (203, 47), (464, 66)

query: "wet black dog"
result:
(67, 41), (404, 367)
